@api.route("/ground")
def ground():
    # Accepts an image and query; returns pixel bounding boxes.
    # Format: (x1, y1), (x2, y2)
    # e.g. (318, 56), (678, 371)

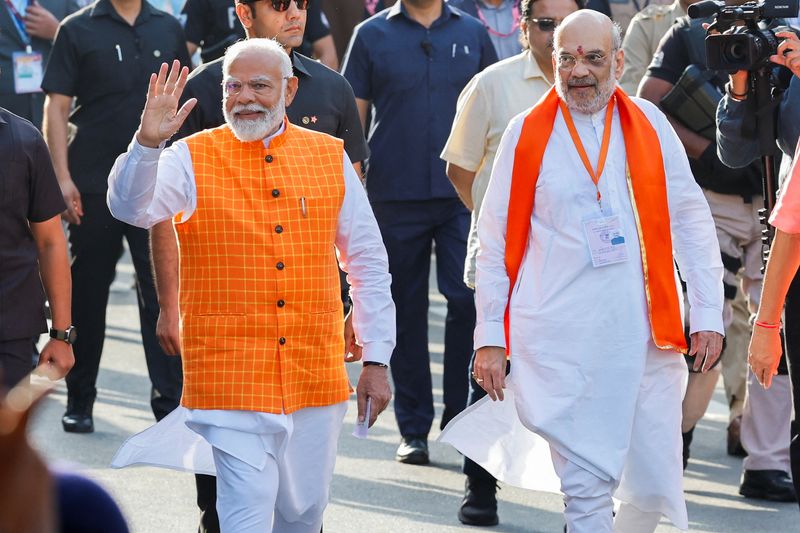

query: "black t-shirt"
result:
(0, 108), (66, 340)
(182, 0), (246, 62)
(42, 0), (190, 195)
(176, 51), (369, 162)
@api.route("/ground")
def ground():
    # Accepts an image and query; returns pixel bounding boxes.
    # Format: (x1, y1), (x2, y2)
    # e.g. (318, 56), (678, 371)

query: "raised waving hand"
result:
(135, 60), (197, 149)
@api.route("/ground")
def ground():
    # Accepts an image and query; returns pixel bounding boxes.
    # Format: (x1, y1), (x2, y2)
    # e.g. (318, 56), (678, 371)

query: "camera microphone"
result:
(688, 0), (724, 19)
(420, 40), (433, 57)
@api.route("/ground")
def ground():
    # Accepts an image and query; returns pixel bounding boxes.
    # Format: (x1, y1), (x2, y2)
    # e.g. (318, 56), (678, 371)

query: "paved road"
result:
(28, 255), (797, 532)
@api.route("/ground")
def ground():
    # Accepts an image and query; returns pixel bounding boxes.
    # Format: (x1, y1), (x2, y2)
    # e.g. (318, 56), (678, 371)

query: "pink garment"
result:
(770, 141), (800, 233)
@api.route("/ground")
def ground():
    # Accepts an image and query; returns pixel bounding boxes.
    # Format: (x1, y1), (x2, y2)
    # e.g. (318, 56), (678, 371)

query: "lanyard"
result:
(3, 0), (31, 47)
(475, 1), (520, 38)
(558, 97), (615, 209)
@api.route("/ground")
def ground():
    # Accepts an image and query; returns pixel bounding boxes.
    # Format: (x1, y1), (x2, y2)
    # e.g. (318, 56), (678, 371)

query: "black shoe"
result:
(739, 470), (797, 502)
(682, 426), (695, 471)
(457, 476), (499, 526)
(395, 436), (429, 465)
(727, 416), (747, 457)
(62, 399), (94, 433)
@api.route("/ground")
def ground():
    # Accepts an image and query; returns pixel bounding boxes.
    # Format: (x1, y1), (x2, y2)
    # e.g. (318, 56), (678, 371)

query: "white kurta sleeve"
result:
(335, 152), (396, 365)
(473, 116), (525, 350)
(655, 108), (725, 335)
(107, 137), (197, 229)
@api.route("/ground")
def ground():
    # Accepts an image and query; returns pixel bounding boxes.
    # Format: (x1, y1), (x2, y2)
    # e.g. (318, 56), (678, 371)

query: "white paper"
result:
(583, 214), (628, 268)
(352, 397), (371, 439)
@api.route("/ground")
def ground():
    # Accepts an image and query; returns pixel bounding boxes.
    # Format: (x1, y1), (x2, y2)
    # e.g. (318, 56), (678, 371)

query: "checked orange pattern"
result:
(177, 120), (349, 413)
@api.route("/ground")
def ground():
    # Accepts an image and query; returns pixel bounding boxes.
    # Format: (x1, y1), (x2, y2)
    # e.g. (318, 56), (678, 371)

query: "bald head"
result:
(552, 10), (624, 114)
(553, 10), (621, 53)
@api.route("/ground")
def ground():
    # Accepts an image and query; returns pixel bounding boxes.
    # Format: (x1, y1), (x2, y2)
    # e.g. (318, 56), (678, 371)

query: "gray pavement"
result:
(28, 254), (797, 532)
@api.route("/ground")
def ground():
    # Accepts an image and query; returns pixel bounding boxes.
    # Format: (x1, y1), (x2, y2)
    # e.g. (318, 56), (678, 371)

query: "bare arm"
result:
(355, 97), (369, 137)
(638, 76), (711, 159)
(43, 93), (83, 225)
(312, 35), (339, 71)
(445, 163), (476, 210)
(151, 221), (181, 355)
(30, 215), (74, 379)
(186, 41), (198, 57)
(749, 229), (800, 388)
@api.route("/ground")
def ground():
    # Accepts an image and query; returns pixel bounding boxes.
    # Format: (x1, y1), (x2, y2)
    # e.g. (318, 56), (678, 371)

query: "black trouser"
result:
(0, 338), (36, 389)
(783, 271), (800, 505)
(65, 194), (182, 420)
(463, 352), (510, 481)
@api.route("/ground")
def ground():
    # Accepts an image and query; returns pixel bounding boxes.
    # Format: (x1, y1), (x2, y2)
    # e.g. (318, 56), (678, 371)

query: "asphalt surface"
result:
(27, 254), (798, 532)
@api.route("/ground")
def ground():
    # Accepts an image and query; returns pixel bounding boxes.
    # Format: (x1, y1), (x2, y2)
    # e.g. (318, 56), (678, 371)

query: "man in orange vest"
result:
(106, 38), (395, 532)
(441, 10), (723, 533)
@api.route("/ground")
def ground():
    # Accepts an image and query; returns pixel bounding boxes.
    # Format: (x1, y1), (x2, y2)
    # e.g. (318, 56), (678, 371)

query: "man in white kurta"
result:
(106, 40), (395, 533)
(440, 11), (723, 533)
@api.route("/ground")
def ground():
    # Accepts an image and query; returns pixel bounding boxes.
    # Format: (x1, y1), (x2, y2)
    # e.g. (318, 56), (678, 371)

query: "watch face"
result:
(67, 327), (78, 344)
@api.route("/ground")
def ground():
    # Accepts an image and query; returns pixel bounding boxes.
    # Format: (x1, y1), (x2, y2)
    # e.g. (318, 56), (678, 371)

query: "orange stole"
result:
(178, 121), (350, 413)
(504, 87), (687, 354)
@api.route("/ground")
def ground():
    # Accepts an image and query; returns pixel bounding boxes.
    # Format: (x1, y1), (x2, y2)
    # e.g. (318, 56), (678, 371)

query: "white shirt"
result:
(107, 125), (396, 366)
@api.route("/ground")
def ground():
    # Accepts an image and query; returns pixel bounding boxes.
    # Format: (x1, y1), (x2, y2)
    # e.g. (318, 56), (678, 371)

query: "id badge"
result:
(12, 50), (44, 94)
(583, 214), (628, 268)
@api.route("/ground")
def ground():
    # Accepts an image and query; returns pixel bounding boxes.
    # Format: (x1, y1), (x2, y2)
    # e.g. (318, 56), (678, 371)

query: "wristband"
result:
(363, 361), (388, 368)
(754, 320), (781, 330)
(726, 82), (748, 101)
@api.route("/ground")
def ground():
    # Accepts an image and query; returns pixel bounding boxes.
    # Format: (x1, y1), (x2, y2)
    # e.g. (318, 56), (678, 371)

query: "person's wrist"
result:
(135, 129), (162, 149)
(362, 361), (388, 369)
(754, 319), (781, 330)
(726, 81), (748, 101)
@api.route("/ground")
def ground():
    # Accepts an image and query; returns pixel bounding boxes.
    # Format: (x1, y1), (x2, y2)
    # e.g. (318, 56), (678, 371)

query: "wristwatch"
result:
(50, 326), (77, 345)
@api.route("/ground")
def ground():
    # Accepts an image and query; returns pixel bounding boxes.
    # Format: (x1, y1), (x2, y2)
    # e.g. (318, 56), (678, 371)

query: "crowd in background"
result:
(2, 0), (800, 530)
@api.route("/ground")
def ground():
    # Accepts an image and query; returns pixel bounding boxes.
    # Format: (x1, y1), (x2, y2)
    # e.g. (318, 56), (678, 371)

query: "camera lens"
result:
(724, 41), (748, 62)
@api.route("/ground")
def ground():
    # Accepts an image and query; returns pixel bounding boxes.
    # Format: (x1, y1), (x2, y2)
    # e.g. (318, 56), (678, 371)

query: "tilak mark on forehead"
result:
(577, 45), (584, 55)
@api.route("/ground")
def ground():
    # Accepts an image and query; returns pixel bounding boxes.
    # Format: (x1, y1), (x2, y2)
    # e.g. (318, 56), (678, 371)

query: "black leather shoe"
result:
(62, 400), (94, 433)
(395, 436), (429, 465)
(682, 426), (695, 470)
(739, 470), (797, 502)
(458, 476), (499, 526)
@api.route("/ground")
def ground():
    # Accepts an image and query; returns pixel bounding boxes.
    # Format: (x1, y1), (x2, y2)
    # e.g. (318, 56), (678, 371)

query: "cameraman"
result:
(640, 6), (796, 502)
(718, 28), (800, 505)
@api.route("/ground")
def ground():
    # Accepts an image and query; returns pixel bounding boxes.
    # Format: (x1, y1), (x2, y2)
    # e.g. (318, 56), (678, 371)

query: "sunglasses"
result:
(530, 17), (559, 32)
(242, 0), (309, 11)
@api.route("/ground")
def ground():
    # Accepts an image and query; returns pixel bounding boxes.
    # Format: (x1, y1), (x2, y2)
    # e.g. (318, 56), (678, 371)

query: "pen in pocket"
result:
(300, 196), (307, 217)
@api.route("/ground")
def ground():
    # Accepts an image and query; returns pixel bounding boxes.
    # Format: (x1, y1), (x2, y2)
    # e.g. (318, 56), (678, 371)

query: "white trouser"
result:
(552, 450), (662, 533)
(199, 402), (347, 533)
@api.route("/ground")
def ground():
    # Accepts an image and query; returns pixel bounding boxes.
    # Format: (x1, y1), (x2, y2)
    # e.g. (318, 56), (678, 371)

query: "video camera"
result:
(688, 0), (798, 72)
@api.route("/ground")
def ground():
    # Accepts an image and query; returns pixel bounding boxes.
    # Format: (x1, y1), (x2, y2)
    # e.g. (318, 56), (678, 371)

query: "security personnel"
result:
(586, 0), (672, 32)
(41, 0), (191, 433)
(640, 13), (797, 502)
(619, 0), (686, 94)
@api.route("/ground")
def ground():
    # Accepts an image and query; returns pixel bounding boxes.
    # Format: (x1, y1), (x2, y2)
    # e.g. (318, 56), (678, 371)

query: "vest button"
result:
(272, 189), (280, 198)
(276, 262), (284, 270)
(265, 155), (274, 163)
(277, 299), (285, 307)
(279, 337), (286, 345)
(275, 225), (283, 234)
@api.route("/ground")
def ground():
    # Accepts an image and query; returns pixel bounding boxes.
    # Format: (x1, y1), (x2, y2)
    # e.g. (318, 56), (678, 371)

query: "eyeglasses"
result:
(241, 0), (309, 11)
(530, 17), (560, 32)
(556, 52), (612, 71)
(223, 77), (290, 96)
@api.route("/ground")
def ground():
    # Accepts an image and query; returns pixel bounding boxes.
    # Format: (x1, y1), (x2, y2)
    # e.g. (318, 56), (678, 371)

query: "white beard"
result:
(223, 94), (285, 142)
(555, 59), (617, 115)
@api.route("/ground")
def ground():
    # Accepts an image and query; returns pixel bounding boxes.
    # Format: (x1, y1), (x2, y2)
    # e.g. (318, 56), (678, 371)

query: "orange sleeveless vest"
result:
(177, 121), (350, 413)
(504, 87), (687, 354)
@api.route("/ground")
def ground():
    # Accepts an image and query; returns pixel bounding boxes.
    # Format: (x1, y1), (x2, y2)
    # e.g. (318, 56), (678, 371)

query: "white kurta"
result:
(440, 97), (724, 530)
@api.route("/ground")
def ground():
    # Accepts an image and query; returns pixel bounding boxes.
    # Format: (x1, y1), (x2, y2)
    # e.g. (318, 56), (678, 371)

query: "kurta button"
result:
(265, 155), (274, 163)
(276, 262), (284, 270)
(272, 189), (280, 197)
(275, 225), (283, 234)
(277, 299), (285, 308)
(279, 337), (286, 345)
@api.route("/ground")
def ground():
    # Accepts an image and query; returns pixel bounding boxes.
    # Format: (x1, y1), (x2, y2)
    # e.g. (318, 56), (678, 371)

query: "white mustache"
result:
(232, 103), (270, 114)
(568, 79), (596, 87)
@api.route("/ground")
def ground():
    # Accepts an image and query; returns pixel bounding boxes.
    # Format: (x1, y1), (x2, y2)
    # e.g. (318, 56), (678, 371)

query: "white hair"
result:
(222, 38), (293, 79)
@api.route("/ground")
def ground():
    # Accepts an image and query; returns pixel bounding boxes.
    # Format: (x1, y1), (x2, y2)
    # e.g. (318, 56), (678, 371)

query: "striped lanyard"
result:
(4, 0), (31, 48)
(475, 1), (519, 38)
